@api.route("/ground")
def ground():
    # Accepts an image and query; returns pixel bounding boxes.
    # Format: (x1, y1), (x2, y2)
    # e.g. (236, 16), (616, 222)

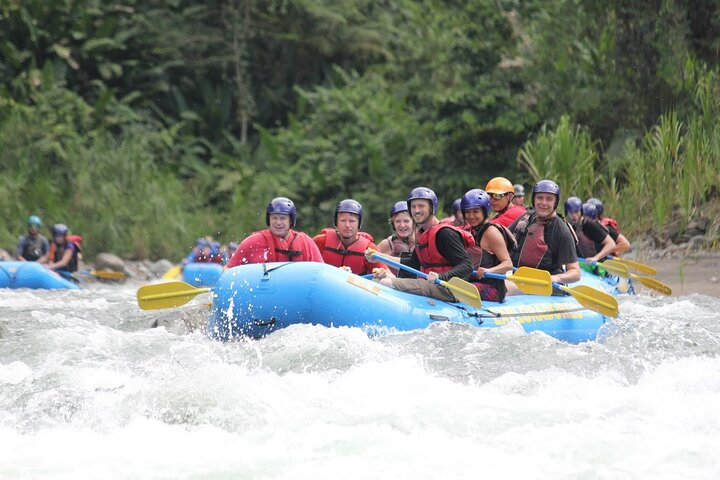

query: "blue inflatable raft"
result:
(208, 262), (622, 344)
(0, 261), (80, 290)
(182, 263), (223, 287)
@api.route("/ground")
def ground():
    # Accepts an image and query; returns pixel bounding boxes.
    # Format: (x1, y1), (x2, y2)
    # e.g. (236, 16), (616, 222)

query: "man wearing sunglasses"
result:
(485, 177), (527, 228)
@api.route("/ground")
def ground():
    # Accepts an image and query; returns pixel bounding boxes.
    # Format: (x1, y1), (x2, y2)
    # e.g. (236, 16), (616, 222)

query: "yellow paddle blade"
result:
(599, 259), (630, 278)
(91, 270), (125, 280)
(162, 265), (182, 279)
(611, 257), (657, 276)
(442, 277), (482, 308)
(507, 267), (553, 296)
(558, 284), (619, 318)
(137, 281), (210, 310)
(631, 273), (672, 296)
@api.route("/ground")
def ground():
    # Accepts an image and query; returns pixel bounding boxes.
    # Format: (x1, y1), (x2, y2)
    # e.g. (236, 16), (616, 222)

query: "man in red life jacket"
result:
(225, 197), (323, 268)
(369, 187), (474, 302)
(313, 199), (386, 275)
(586, 197), (631, 256)
(485, 177), (526, 227)
(508, 180), (580, 294)
(376, 201), (415, 275)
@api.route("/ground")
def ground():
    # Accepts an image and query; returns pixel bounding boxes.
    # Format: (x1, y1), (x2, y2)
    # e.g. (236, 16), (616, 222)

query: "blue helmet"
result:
(334, 199), (363, 228)
(407, 187), (438, 215)
(389, 201), (409, 217)
(586, 197), (604, 216)
(582, 202), (599, 219)
(27, 215), (42, 227)
(532, 180), (561, 209)
(451, 198), (462, 213)
(514, 184), (526, 196)
(460, 189), (491, 217)
(51, 223), (68, 236)
(564, 196), (582, 215)
(266, 197), (297, 227)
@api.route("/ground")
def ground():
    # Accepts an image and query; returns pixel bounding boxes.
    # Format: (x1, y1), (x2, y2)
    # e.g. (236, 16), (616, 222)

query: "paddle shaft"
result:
(142, 287), (210, 301)
(482, 271), (547, 286)
(478, 268), (553, 296)
(370, 251), (481, 308)
(607, 255), (657, 276)
(373, 254), (444, 284)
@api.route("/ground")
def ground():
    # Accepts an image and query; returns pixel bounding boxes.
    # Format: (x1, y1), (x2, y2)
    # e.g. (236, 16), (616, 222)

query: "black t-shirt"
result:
(509, 213), (578, 274)
(401, 226), (473, 281)
(581, 219), (609, 252)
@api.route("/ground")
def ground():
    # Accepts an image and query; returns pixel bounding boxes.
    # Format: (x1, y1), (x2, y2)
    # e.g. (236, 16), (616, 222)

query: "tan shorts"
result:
(390, 278), (457, 303)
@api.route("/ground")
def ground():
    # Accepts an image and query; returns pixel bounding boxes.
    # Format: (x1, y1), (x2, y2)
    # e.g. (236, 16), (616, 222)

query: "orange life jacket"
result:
(320, 228), (373, 274)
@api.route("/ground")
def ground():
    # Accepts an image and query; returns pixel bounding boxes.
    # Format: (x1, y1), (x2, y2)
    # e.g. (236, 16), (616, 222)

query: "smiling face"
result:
(409, 199), (433, 226)
(463, 207), (486, 228)
(533, 193), (558, 219)
(392, 212), (414, 238)
(268, 213), (291, 239)
(336, 212), (360, 241)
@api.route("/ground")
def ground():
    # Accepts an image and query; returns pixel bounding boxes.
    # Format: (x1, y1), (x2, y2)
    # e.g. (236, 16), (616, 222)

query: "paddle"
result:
(56, 270), (81, 284)
(162, 265), (182, 279)
(553, 280), (619, 317)
(137, 281), (211, 310)
(606, 255), (657, 276)
(599, 259), (672, 296)
(479, 267), (552, 296)
(368, 250), (481, 308)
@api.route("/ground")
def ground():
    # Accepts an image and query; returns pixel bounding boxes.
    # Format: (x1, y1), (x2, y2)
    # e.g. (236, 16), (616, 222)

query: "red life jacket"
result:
(227, 229), (319, 267)
(600, 217), (619, 232)
(491, 204), (526, 228)
(415, 223), (475, 274)
(259, 229), (307, 262)
(320, 228), (373, 274)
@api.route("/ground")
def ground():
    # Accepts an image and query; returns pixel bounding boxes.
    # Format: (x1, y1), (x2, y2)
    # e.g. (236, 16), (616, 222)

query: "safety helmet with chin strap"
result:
(532, 180), (561, 210)
(334, 199), (364, 228)
(460, 189), (491, 218)
(266, 197), (297, 227)
(407, 187), (438, 215)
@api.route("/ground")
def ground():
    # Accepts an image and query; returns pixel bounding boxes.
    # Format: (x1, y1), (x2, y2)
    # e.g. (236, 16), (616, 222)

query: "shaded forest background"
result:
(1, 0), (719, 260)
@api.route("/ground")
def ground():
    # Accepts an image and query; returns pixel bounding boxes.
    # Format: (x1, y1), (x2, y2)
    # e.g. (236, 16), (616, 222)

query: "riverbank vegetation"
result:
(1, 1), (719, 259)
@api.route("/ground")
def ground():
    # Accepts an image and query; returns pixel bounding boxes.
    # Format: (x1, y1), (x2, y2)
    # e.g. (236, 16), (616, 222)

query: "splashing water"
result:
(1, 283), (719, 479)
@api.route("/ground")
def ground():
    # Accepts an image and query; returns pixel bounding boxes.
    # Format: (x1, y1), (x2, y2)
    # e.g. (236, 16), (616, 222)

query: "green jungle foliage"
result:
(1, 0), (719, 259)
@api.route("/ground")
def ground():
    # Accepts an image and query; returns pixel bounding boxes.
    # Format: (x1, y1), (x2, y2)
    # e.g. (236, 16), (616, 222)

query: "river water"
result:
(1, 281), (719, 479)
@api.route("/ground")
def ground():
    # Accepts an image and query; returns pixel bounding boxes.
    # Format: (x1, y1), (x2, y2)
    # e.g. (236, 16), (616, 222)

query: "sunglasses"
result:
(490, 193), (508, 200)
